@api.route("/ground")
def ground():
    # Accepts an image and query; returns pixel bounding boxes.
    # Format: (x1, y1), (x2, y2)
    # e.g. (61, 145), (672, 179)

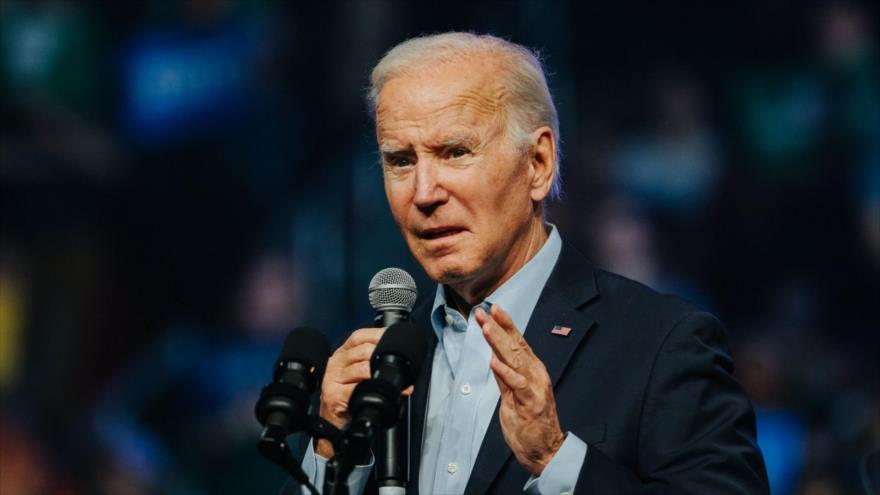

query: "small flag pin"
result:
(551, 325), (572, 336)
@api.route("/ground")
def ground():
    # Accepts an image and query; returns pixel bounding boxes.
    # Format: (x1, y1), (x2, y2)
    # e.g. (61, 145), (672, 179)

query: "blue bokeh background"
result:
(1, 1), (877, 494)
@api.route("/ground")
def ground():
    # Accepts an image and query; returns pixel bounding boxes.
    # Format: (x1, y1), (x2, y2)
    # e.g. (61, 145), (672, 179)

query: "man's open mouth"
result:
(420, 227), (465, 240)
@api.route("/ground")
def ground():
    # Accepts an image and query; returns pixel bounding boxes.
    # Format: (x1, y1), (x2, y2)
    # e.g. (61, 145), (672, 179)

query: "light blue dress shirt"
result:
(302, 226), (587, 494)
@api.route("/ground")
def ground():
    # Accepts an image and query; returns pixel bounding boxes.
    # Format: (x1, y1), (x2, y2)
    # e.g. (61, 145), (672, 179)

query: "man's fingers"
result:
(475, 304), (516, 335)
(334, 342), (376, 367)
(339, 328), (385, 350)
(490, 354), (530, 393)
(474, 307), (493, 335)
(337, 360), (371, 383)
(479, 308), (531, 371)
(490, 359), (507, 394)
(479, 311), (514, 365)
(490, 304), (517, 334)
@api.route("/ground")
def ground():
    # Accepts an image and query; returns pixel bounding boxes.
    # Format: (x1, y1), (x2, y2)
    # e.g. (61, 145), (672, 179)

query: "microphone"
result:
(255, 327), (331, 490)
(326, 321), (428, 495)
(369, 267), (418, 326)
(369, 269), (417, 495)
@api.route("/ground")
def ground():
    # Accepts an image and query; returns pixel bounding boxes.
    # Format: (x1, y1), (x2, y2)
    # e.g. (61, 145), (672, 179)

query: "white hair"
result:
(367, 32), (563, 200)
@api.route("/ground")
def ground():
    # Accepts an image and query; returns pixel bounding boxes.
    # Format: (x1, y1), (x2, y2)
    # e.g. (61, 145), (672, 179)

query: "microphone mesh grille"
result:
(368, 268), (418, 311)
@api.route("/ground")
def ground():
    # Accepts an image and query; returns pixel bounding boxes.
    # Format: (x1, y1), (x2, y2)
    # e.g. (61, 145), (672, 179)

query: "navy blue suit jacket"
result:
(400, 241), (769, 494)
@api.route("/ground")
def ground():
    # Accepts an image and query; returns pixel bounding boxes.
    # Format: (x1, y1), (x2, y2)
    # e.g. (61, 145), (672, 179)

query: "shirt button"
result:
(460, 383), (472, 395)
(447, 462), (458, 474)
(445, 314), (454, 326)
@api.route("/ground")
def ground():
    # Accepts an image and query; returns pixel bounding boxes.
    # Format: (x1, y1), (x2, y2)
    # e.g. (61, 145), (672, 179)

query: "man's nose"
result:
(412, 161), (449, 212)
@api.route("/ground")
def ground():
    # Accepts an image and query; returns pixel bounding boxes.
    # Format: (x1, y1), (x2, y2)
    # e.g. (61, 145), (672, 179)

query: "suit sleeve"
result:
(574, 311), (769, 494)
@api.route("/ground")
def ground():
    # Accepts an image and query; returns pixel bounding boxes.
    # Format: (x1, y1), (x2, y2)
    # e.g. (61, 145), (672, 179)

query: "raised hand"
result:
(476, 304), (565, 476)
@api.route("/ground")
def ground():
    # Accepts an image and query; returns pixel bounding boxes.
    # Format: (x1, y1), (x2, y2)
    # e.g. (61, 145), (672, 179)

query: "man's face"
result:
(375, 57), (545, 294)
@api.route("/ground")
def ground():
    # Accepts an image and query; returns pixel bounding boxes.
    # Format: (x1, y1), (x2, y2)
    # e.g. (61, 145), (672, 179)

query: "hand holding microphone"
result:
(325, 321), (428, 495)
(254, 267), (425, 495)
(316, 327), (386, 457)
(255, 268), (424, 494)
(316, 268), (419, 459)
(317, 268), (426, 495)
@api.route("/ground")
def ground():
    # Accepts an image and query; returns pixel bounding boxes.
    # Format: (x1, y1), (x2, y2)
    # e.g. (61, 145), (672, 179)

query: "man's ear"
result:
(528, 126), (556, 202)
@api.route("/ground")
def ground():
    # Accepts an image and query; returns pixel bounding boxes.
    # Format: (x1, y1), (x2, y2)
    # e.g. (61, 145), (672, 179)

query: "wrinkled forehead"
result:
(374, 59), (509, 139)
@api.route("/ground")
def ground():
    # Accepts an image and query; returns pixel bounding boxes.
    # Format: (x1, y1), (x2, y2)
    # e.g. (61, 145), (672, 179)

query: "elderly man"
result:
(299, 32), (768, 494)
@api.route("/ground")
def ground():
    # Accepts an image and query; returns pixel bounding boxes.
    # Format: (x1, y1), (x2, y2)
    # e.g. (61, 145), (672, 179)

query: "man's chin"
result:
(434, 268), (469, 285)
(420, 260), (470, 285)
(412, 240), (483, 285)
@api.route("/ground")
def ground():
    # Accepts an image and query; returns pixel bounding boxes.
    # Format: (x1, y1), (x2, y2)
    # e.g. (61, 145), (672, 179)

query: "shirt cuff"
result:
(523, 432), (588, 495)
(301, 438), (375, 495)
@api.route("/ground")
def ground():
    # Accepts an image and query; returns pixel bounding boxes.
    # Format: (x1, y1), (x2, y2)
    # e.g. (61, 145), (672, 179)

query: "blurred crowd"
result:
(1, 1), (877, 494)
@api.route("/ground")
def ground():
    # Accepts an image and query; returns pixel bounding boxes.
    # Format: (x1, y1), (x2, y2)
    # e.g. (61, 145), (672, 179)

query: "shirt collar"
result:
(430, 224), (562, 339)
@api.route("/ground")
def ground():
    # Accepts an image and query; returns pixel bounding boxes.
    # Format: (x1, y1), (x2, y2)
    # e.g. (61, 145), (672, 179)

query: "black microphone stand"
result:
(324, 408), (381, 495)
(258, 415), (342, 495)
(322, 401), (409, 495)
(325, 357), (407, 495)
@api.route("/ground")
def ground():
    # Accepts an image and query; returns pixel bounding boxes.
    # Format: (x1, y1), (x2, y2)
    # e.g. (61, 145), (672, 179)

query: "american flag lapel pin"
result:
(551, 325), (572, 336)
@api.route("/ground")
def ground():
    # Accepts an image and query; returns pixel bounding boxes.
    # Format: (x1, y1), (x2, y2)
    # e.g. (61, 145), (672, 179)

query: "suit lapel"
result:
(464, 242), (600, 494)
(407, 298), (436, 495)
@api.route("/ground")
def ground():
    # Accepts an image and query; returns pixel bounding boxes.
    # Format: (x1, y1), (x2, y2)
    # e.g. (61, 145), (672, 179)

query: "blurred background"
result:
(1, 0), (877, 494)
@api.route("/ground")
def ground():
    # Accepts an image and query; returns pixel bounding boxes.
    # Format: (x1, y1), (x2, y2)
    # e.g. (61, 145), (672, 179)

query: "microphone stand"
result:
(376, 400), (408, 495)
(324, 409), (380, 495)
(258, 416), (342, 495)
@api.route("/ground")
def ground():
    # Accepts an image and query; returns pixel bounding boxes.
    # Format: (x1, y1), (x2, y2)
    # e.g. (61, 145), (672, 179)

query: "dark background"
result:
(1, 1), (878, 494)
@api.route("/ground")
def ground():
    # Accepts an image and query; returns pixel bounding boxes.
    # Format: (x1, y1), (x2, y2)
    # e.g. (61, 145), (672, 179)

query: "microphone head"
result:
(276, 327), (331, 382)
(368, 268), (417, 313)
(372, 322), (429, 382)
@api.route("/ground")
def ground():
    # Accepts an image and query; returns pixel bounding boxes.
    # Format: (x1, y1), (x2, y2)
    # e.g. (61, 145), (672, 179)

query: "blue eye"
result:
(449, 148), (468, 158)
